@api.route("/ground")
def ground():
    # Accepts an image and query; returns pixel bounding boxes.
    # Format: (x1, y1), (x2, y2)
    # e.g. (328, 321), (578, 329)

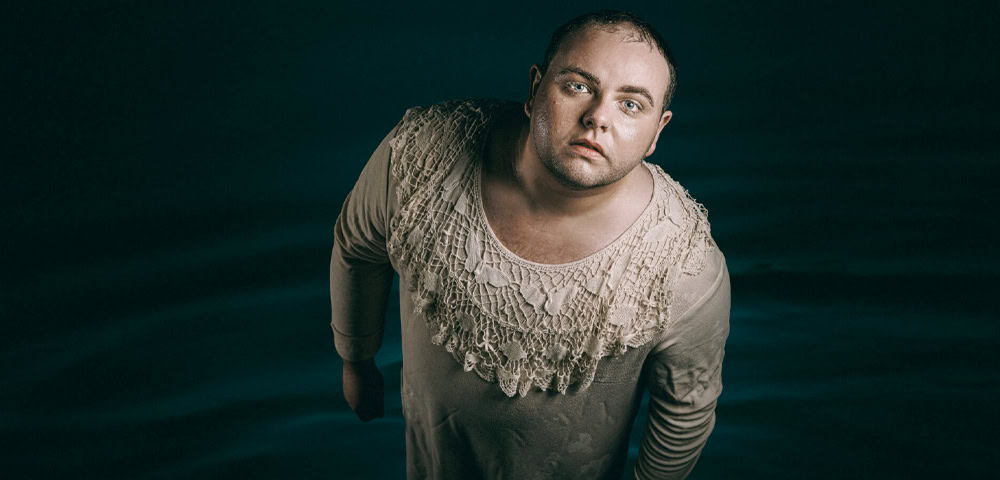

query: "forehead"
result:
(548, 26), (671, 98)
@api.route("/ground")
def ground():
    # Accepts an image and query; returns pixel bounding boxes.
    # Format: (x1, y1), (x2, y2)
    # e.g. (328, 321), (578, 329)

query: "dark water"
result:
(4, 1), (999, 478)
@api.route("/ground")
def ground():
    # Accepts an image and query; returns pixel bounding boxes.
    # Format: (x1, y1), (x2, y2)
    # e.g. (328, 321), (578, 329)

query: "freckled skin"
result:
(527, 27), (673, 190)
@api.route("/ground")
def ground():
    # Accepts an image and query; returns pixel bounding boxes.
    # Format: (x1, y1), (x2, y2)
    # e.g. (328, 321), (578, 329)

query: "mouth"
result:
(570, 139), (605, 157)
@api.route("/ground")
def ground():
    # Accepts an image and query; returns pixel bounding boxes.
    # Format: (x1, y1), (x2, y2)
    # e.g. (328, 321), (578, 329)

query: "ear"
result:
(525, 64), (543, 117)
(644, 110), (673, 158)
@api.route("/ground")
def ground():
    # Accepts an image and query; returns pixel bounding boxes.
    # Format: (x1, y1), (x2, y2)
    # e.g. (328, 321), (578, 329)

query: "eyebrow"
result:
(555, 66), (657, 109)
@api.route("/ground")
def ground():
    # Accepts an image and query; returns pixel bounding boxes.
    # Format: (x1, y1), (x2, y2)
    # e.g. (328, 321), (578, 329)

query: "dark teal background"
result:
(3, 1), (998, 478)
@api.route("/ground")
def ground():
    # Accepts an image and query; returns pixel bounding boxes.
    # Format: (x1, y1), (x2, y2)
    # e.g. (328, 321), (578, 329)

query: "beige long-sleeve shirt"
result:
(331, 100), (731, 479)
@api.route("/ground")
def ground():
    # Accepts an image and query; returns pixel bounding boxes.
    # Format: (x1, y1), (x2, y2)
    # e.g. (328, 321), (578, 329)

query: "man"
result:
(331, 10), (731, 480)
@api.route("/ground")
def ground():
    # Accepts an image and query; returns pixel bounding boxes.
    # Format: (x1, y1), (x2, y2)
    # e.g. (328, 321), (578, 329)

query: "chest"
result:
(485, 218), (599, 264)
(479, 182), (649, 266)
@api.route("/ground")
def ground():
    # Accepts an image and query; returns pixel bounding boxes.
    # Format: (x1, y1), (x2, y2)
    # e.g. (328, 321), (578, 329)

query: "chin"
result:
(547, 159), (616, 190)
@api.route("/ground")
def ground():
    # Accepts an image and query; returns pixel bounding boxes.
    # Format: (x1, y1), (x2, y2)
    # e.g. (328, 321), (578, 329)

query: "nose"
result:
(582, 95), (612, 131)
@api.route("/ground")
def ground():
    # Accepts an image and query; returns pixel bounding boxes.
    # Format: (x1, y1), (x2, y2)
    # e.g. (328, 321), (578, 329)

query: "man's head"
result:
(524, 10), (676, 190)
(540, 11), (677, 112)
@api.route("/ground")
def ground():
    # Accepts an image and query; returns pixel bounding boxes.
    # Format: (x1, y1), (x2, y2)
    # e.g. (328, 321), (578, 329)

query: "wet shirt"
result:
(331, 100), (731, 479)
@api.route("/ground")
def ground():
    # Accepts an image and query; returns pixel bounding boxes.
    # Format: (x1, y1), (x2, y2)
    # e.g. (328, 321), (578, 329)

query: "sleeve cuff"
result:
(332, 327), (382, 362)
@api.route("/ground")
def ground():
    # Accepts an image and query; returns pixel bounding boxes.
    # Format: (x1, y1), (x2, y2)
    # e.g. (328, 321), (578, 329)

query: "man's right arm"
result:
(330, 120), (403, 419)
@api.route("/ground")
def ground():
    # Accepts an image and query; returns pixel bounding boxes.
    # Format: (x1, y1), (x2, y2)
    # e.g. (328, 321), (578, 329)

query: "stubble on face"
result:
(528, 28), (668, 192)
(534, 121), (657, 191)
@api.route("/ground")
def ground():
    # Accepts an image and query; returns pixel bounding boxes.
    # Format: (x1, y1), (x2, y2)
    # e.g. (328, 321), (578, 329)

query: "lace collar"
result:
(387, 100), (712, 397)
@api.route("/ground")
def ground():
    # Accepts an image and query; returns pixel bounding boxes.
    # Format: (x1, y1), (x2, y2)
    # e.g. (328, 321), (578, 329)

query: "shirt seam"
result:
(331, 324), (381, 339)
(652, 253), (727, 354)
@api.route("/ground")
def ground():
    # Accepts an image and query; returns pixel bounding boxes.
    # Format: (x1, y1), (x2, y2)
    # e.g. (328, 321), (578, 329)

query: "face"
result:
(527, 26), (673, 190)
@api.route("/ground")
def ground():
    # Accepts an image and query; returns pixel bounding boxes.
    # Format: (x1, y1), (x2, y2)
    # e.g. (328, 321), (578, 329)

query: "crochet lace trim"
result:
(387, 100), (714, 397)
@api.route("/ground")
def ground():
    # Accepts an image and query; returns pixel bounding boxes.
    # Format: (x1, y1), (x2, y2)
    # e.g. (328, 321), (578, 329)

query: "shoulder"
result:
(387, 99), (519, 202)
(644, 163), (718, 265)
(646, 163), (728, 322)
(642, 162), (727, 307)
(387, 99), (513, 166)
(390, 99), (515, 140)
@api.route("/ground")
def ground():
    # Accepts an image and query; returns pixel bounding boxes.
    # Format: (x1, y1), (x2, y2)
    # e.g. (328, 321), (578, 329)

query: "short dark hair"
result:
(540, 10), (678, 112)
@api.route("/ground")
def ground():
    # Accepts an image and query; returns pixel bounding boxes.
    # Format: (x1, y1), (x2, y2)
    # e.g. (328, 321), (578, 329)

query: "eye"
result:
(622, 99), (642, 113)
(566, 82), (590, 94)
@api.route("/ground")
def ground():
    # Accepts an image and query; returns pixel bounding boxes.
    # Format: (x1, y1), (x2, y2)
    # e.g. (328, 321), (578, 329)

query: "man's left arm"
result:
(634, 248), (731, 479)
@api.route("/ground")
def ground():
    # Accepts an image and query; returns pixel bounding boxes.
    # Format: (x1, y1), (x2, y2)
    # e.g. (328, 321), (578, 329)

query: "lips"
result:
(570, 138), (605, 157)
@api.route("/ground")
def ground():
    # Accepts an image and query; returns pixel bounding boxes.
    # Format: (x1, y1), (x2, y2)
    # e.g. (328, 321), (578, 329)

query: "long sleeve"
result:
(329, 120), (402, 362)
(634, 248), (731, 479)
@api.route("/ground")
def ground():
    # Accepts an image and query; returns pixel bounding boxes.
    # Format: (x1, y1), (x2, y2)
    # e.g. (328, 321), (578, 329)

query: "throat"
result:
(479, 166), (654, 266)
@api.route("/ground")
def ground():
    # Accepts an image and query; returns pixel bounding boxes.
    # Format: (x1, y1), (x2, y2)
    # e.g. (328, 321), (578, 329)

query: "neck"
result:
(486, 112), (645, 219)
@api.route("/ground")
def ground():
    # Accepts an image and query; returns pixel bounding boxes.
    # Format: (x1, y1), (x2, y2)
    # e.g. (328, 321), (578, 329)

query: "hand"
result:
(342, 358), (385, 421)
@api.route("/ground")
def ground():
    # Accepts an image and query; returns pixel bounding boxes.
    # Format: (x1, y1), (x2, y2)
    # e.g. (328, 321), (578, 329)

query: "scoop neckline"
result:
(470, 117), (662, 271)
